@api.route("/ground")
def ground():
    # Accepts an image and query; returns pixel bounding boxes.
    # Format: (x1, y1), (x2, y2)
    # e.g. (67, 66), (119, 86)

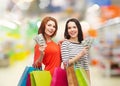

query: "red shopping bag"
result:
(50, 67), (68, 86)
(26, 74), (31, 86)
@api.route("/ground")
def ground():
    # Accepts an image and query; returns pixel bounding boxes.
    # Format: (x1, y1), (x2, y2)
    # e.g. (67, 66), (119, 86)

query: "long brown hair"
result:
(38, 16), (58, 38)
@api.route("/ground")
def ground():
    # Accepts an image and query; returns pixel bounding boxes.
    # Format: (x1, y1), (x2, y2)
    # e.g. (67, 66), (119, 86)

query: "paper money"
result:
(81, 38), (94, 47)
(34, 34), (46, 46)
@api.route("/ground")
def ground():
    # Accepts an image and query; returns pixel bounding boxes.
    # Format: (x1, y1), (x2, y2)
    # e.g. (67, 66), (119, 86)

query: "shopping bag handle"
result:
(34, 66), (42, 70)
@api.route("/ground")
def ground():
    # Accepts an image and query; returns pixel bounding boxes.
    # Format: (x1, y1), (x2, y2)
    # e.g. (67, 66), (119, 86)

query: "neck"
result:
(69, 38), (79, 43)
(45, 35), (52, 43)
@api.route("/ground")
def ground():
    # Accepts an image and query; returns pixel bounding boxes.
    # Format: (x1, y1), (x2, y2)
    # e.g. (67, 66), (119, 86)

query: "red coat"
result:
(33, 41), (61, 76)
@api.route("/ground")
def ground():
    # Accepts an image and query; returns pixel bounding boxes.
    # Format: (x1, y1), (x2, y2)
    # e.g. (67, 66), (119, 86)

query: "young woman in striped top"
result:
(61, 18), (90, 83)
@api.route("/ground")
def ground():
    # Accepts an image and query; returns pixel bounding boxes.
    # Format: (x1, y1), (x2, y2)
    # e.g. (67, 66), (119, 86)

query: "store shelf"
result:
(99, 50), (120, 77)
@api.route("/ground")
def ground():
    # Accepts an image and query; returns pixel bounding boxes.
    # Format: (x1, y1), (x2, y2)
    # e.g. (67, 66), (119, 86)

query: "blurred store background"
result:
(0, 0), (120, 86)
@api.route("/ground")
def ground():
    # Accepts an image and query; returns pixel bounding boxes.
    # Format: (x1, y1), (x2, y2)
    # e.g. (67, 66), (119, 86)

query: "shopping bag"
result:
(26, 74), (31, 86)
(26, 67), (42, 86)
(30, 70), (52, 86)
(75, 68), (89, 86)
(66, 65), (79, 86)
(50, 67), (68, 86)
(18, 66), (37, 86)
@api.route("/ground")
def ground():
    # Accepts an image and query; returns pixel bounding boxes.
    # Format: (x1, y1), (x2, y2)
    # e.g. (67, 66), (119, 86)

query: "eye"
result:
(68, 27), (71, 29)
(47, 24), (51, 26)
(53, 25), (56, 28)
(73, 26), (76, 28)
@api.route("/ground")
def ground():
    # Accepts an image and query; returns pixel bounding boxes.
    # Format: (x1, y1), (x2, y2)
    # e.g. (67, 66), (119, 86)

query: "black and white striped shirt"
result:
(61, 40), (89, 70)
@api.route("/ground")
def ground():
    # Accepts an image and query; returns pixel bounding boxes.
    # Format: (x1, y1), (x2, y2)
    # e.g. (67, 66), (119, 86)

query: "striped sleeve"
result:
(61, 41), (70, 62)
(83, 53), (89, 70)
(75, 45), (89, 71)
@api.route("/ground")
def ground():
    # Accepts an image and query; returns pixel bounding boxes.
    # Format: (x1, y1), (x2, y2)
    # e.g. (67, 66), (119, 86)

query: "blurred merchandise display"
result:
(89, 0), (111, 6)
(0, 19), (34, 67)
(26, 19), (39, 39)
(97, 17), (120, 76)
(88, 29), (98, 38)
(100, 5), (120, 21)
(0, 53), (9, 67)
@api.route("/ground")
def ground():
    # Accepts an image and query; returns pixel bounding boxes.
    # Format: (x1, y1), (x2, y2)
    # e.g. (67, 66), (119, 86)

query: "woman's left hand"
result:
(32, 59), (41, 68)
(82, 46), (89, 55)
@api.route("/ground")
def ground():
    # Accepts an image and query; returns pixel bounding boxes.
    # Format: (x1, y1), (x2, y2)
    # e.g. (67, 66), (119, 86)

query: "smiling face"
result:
(38, 17), (58, 40)
(64, 18), (83, 43)
(67, 21), (78, 39)
(44, 20), (56, 37)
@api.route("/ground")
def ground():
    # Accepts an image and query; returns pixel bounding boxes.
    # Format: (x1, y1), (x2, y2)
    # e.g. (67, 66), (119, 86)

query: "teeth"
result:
(49, 30), (53, 33)
(50, 32), (53, 33)
(70, 32), (75, 35)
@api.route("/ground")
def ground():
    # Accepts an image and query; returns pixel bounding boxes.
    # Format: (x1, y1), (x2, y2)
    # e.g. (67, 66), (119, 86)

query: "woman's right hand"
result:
(58, 39), (67, 46)
(39, 44), (47, 52)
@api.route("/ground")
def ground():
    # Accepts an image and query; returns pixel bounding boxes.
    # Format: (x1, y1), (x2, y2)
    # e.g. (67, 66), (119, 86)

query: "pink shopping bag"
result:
(50, 67), (68, 86)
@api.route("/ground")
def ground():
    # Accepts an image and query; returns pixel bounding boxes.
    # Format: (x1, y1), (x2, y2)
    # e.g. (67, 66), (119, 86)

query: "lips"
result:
(46, 30), (54, 36)
(70, 31), (76, 36)
(48, 30), (54, 34)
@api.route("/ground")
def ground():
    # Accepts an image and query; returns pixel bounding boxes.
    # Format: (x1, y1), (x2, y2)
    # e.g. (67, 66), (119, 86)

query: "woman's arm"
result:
(61, 41), (70, 62)
(68, 46), (89, 65)
(33, 44), (45, 68)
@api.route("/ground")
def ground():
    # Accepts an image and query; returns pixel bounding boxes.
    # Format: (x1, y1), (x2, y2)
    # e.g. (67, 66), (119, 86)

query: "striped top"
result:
(61, 40), (89, 70)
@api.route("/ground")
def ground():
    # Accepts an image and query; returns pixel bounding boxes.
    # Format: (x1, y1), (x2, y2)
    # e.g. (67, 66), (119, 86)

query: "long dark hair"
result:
(38, 16), (58, 38)
(64, 18), (83, 43)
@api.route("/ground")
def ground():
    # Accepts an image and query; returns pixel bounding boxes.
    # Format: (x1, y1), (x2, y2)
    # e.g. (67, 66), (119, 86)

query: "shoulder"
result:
(62, 40), (71, 45)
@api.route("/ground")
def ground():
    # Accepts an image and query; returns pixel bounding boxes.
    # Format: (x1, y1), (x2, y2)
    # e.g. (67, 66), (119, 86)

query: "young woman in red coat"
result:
(32, 16), (61, 76)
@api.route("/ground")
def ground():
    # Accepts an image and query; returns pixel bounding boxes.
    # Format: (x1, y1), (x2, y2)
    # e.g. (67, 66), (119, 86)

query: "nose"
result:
(71, 28), (74, 30)
(50, 26), (55, 30)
